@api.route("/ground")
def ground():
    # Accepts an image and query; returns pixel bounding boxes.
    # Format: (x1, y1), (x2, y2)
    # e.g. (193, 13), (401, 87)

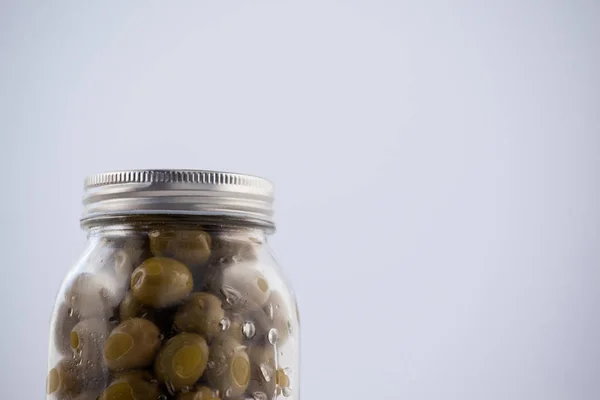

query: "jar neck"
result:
(83, 215), (272, 242)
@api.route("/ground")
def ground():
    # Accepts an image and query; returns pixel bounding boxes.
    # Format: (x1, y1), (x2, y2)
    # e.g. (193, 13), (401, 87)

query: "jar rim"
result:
(81, 169), (275, 228)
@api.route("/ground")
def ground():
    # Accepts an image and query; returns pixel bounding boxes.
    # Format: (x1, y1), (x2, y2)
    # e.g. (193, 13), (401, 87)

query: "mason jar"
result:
(47, 170), (300, 400)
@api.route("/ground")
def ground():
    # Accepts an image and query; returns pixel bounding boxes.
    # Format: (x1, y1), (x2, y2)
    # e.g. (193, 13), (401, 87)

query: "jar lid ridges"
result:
(81, 169), (274, 227)
(85, 169), (273, 194)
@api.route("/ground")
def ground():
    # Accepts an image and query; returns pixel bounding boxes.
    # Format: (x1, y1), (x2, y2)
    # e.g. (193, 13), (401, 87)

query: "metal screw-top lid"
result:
(81, 170), (274, 228)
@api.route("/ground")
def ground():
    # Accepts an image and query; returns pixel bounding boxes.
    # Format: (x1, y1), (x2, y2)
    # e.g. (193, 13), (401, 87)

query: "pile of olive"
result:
(47, 229), (292, 400)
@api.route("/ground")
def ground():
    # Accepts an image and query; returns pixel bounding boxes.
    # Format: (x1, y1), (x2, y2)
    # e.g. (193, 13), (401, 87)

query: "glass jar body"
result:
(47, 219), (299, 400)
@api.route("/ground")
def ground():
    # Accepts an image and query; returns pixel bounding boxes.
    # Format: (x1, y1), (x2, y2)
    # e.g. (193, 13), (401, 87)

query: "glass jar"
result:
(47, 170), (299, 400)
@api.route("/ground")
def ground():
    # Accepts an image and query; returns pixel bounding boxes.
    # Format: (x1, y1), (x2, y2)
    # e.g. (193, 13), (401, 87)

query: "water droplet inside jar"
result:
(159, 333), (165, 341)
(67, 308), (74, 317)
(158, 395), (168, 400)
(208, 360), (216, 369)
(260, 363), (273, 382)
(232, 255), (241, 263)
(266, 304), (274, 320)
(220, 318), (231, 331)
(225, 388), (233, 397)
(108, 315), (118, 324)
(221, 286), (241, 306)
(165, 380), (176, 395)
(287, 319), (293, 335)
(249, 235), (263, 244)
(282, 387), (292, 397)
(268, 328), (279, 345)
(242, 321), (256, 339)
(252, 392), (267, 400)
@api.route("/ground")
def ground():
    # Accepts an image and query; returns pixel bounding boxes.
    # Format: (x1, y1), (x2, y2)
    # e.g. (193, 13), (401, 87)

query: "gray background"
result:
(1, 1), (599, 399)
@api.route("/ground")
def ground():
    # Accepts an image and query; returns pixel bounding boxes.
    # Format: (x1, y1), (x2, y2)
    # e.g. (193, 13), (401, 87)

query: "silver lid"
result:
(81, 170), (274, 227)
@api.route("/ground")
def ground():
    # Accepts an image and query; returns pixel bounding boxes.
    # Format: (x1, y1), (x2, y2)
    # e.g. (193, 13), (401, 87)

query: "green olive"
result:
(119, 291), (153, 321)
(205, 337), (251, 398)
(210, 236), (257, 265)
(70, 318), (109, 372)
(223, 313), (245, 343)
(221, 308), (272, 345)
(111, 369), (155, 382)
(99, 371), (160, 400)
(177, 386), (221, 400)
(70, 318), (108, 350)
(212, 264), (271, 309)
(64, 273), (113, 319)
(47, 356), (110, 398)
(263, 292), (292, 345)
(104, 318), (161, 370)
(154, 333), (209, 391)
(131, 257), (194, 308)
(174, 292), (225, 340)
(111, 249), (136, 295)
(248, 346), (276, 399)
(115, 237), (147, 267)
(150, 229), (212, 265)
(53, 302), (80, 356)
(71, 392), (104, 400)
(47, 359), (80, 396)
(48, 359), (109, 398)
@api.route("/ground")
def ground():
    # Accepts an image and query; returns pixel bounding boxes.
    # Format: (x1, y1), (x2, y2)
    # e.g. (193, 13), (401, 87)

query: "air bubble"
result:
(225, 388), (233, 397)
(282, 387), (292, 397)
(242, 321), (256, 339)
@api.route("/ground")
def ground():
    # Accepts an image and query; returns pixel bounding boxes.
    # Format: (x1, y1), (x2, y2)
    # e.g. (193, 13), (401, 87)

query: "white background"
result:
(1, 1), (599, 399)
